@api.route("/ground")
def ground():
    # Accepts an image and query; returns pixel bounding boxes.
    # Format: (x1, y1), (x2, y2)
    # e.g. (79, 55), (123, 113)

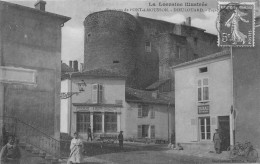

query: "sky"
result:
(4, 0), (260, 64)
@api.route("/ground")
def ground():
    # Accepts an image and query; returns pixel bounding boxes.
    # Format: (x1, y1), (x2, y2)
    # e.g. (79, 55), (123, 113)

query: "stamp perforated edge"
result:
(217, 1), (255, 47)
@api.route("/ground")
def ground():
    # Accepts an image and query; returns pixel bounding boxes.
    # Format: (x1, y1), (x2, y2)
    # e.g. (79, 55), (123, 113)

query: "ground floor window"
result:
(77, 112), (90, 133)
(199, 117), (211, 140)
(137, 125), (155, 138)
(105, 112), (117, 132)
(93, 112), (102, 133)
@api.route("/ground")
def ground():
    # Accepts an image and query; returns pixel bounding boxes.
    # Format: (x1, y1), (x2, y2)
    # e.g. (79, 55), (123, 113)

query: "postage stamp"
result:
(218, 2), (255, 47)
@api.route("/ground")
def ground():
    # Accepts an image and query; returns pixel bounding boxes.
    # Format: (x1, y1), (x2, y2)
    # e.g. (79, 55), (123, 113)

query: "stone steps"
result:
(19, 142), (60, 164)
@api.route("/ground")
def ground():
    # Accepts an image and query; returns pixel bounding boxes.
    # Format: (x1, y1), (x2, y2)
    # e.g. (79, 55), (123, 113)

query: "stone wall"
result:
(0, 2), (68, 138)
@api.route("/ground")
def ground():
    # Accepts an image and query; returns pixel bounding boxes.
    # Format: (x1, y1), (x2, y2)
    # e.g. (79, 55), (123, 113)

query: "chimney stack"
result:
(69, 61), (73, 68)
(34, 0), (46, 11)
(73, 60), (79, 72)
(186, 17), (191, 26)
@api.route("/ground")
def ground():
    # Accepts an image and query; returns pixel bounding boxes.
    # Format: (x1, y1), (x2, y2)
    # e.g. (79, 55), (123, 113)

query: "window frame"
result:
(104, 112), (117, 133)
(145, 41), (151, 53)
(176, 46), (181, 59)
(93, 112), (102, 133)
(199, 117), (211, 141)
(76, 112), (90, 133)
(198, 78), (209, 103)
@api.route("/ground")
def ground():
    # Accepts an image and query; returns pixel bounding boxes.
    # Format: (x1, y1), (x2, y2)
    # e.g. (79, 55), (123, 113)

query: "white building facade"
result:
(173, 51), (233, 150)
(60, 69), (174, 141)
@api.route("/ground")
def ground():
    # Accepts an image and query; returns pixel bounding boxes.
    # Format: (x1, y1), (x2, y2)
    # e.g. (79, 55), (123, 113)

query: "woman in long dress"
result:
(225, 7), (249, 44)
(67, 132), (83, 164)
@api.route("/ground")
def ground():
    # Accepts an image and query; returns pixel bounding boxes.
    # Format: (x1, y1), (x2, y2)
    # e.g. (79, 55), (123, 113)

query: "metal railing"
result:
(1, 116), (61, 158)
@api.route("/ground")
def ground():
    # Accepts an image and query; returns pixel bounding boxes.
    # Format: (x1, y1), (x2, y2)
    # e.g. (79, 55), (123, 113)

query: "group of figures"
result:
(67, 131), (124, 164)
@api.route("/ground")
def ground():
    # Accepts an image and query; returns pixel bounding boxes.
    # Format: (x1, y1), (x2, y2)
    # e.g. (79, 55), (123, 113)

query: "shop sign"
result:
(198, 105), (209, 114)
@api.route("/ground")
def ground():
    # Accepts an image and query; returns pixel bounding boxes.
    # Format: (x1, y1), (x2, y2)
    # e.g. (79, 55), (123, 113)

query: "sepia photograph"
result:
(0, 0), (259, 163)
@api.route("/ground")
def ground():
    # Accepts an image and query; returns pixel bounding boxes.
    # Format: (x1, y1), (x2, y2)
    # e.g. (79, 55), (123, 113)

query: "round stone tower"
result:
(83, 10), (142, 86)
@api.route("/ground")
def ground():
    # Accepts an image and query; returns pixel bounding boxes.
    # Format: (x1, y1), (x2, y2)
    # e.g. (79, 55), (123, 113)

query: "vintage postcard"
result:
(0, 0), (259, 164)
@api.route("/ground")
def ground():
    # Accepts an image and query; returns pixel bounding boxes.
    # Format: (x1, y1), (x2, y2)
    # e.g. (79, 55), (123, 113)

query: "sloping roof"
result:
(172, 50), (230, 69)
(0, 1), (70, 23)
(126, 87), (174, 105)
(61, 68), (126, 80)
(146, 79), (171, 90)
(61, 63), (74, 74)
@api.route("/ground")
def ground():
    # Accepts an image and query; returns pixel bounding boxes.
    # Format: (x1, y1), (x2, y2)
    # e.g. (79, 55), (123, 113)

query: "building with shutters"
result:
(173, 50), (232, 151)
(172, 16), (260, 151)
(60, 68), (174, 141)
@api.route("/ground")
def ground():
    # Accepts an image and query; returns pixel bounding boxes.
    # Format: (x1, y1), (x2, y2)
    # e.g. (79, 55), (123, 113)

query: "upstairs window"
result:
(199, 67), (208, 73)
(198, 78), (209, 102)
(113, 60), (119, 63)
(194, 37), (198, 46)
(92, 84), (103, 103)
(194, 54), (199, 59)
(138, 105), (149, 118)
(176, 46), (181, 59)
(145, 42), (151, 52)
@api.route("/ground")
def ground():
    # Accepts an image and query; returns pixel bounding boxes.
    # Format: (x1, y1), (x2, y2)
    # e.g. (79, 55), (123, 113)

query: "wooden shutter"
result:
(98, 84), (103, 103)
(92, 84), (98, 103)
(138, 125), (142, 138)
(150, 125), (155, 139)
(138, 105), (142, 118)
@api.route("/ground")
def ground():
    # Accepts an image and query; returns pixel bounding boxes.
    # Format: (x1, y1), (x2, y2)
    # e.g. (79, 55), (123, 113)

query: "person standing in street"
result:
(118, 131), (124, 149)
(213, 129), (222, 154)
(87, 125), (92, 141)
(67, 132), (83, 164)
(0, 135), (21, 164)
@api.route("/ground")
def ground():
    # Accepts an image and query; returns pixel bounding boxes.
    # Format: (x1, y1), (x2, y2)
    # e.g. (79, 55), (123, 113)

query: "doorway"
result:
(142, 125), (149, 138)
(218, 116), (230, 151)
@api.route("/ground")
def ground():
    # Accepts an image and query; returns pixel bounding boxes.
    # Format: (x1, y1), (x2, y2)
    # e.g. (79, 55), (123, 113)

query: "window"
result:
(150, 125), (155, 139)
(138, 105), (149, 118)
(113, 60), (119, 63)
(87, 33), (91, 42)
(137, 125), (149, 138)
(76, 112), (90, 133)
(159, 80), (172, 93)
(199, 117), (211, 140)
(98, 84), (103, 103)
(93, 112), (102, 133)
(194, 37), (198, 46)
(150, 109), (155, 119)
(105, 112), (117, 132)
(176, 46), (181, 59)
(198, 78), (209, 102)
(145, 42), (151, 52)
(199, 67), (208, 73)
(194, 54), (199, 59)
(92, 84), (103, 103)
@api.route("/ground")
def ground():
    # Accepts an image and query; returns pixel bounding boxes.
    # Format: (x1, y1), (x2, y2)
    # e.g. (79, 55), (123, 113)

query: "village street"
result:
(60, 142), (232, 164)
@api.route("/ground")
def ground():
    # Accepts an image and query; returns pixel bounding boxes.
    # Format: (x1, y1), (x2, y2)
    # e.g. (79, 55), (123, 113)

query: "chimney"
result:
(73, 60), (79, 72)
(186, 17), (191, 26)
(69, 60), (73, 68)
(34, 0), (46, 11)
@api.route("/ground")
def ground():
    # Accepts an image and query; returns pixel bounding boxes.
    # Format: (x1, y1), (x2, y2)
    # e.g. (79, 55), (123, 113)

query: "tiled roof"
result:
(125, 87), (174, 105)
(61, 63), (74, 74)
(72, 103), (123, 108)
(61, 68), (126, 80)
(146, 79), (171, 90)
(172, 50), (230, 69)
